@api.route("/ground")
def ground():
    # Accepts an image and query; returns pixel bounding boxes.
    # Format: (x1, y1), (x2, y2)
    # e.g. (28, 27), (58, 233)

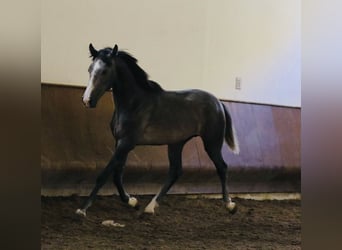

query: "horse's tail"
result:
(222, 103), (240, 154)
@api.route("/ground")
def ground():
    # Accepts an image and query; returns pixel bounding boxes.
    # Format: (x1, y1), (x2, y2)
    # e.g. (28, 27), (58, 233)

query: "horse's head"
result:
(82, 43), (118, 108)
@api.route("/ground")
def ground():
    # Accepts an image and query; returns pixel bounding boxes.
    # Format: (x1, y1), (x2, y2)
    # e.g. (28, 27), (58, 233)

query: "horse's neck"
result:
(111, 74), (145, 111)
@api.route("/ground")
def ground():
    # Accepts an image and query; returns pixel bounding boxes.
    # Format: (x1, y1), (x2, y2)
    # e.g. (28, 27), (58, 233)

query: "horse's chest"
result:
(113, 123), (123, 138)
(112, 119), (134, 139)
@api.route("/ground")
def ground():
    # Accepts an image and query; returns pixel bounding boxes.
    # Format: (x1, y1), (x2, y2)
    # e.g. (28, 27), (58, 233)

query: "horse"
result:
(76, 43), (239, 217)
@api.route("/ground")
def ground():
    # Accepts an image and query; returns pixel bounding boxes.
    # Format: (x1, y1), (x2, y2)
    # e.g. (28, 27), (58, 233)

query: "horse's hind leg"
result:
(144, 142), (184, 214)
(76, 139), (135, 217)
(203, 139), (237, 214)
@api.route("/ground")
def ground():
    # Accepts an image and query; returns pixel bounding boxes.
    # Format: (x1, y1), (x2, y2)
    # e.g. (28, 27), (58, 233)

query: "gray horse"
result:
(76, 44), (239, 217)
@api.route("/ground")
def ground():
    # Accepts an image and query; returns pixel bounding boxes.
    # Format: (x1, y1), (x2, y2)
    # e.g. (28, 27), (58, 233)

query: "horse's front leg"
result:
(76, 139), (135, 217)
(112, 154), (138, 208)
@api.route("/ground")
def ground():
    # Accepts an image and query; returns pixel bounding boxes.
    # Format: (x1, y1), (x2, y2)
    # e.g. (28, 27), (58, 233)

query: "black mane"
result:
(117, 51), (163, 93)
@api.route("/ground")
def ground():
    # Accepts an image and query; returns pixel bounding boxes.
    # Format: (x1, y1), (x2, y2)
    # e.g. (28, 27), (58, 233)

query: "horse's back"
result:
(164, 89), (224, 121)
(158, 89), (222, 120)
(137, 89), (224, 145)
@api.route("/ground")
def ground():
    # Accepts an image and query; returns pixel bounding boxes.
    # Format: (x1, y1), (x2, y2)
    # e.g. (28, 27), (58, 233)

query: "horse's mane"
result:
(117, 51), (163, 93)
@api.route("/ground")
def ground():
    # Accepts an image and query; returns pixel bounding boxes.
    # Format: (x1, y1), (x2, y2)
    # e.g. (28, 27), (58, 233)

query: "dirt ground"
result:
(41, 195), (301, 249)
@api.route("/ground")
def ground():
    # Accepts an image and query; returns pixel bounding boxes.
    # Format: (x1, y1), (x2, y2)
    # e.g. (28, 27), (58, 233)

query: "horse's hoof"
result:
(138, 211), (153, 219)
(144, 207), (155, 214)
(226, 202), (237, 214)
(75, 208), (86, 217)
(128, 197), (138, 208)
(144, 200), (159, 214)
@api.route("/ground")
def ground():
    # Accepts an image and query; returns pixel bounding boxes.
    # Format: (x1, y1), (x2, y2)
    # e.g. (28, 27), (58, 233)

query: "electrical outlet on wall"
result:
(235, 77), (241, 90)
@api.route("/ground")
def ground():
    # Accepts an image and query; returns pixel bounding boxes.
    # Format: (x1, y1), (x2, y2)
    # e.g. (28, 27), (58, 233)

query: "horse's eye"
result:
(102, 70), (108, 75)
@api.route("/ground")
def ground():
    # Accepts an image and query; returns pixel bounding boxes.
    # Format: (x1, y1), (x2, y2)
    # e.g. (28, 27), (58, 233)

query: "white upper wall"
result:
(42, 0), (301, 107)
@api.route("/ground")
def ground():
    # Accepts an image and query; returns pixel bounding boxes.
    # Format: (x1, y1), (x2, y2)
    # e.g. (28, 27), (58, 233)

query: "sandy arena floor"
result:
(41, 195), (301, 249)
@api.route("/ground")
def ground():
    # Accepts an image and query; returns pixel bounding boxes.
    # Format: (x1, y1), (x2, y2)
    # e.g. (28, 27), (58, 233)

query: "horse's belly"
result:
(137, 126), (198, 145)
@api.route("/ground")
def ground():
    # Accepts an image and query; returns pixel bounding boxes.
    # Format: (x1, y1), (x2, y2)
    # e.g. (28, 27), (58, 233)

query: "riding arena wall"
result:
(41, 84), (300, 196)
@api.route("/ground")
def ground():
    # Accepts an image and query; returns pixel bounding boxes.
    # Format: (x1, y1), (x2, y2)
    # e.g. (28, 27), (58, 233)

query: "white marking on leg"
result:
(75, 208), (86, 217)
(226, 201), (236, 211)
(226, 197), (237, 214)
(128, 197), (138, 207)
(144, 196), (159, 214)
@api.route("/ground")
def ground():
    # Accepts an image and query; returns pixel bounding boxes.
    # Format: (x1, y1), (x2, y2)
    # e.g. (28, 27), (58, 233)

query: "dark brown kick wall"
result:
(41, 84), (301, 196)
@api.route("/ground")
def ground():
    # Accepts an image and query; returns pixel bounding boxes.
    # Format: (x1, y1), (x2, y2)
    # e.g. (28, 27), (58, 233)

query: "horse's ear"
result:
(111, 44), (118, 57)
(89, 43), (98, 59)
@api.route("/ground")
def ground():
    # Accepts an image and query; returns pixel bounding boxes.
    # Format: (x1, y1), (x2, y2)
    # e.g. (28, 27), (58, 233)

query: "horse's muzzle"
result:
(82, 96), (96, 108)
